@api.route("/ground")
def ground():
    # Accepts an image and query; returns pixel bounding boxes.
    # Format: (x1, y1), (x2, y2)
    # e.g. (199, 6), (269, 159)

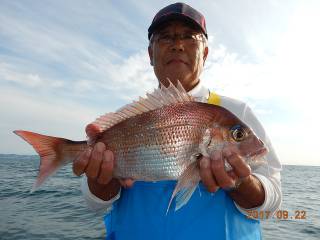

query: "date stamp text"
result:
(245, 210), (307, 220)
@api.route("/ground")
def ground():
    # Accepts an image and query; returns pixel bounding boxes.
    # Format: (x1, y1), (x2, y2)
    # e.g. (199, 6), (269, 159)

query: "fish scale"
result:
(98, 102), (216, 181)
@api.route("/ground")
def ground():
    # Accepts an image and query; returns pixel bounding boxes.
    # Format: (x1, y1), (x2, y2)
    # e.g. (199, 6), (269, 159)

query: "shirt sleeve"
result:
(220, 97), (282, 216)
(234, 170), (282, 217)
(80, 175), (121, 214)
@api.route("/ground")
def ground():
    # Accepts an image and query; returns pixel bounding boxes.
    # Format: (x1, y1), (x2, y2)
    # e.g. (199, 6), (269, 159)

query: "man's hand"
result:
(72, 123), (134, 201)
(199, 148), (265, 209)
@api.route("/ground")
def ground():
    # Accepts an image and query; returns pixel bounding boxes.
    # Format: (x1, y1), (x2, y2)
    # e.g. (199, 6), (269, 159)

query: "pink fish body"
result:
(15, 82), (267, 211)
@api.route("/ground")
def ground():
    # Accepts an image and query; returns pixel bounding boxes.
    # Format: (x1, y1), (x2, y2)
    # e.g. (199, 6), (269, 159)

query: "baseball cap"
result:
(148, 2), (207, 39)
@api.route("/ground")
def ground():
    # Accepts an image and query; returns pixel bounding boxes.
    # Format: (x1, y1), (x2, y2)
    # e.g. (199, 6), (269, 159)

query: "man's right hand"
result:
(73, 123), (134, 201)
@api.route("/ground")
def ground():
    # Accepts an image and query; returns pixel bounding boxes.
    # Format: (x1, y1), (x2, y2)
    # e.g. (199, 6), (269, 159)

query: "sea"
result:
(0, 154), (319, 240)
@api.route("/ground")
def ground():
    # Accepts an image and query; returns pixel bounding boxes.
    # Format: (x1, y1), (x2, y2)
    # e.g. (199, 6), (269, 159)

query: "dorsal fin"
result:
(90, 80), (194, 138)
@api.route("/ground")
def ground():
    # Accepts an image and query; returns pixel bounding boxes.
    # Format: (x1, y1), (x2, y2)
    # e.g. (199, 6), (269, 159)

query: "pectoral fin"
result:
(167, 161), (200, 213)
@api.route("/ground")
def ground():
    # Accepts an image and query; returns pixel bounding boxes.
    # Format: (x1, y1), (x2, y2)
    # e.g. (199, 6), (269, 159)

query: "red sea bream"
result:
(14, 81), (267, 211)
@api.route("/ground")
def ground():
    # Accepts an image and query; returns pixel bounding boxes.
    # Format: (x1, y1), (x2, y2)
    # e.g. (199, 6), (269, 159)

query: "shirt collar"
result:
(187, 81), (210, 102)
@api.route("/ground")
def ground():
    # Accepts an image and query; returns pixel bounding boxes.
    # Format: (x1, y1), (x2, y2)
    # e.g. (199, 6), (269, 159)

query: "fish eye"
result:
(230, 125), (247, 142)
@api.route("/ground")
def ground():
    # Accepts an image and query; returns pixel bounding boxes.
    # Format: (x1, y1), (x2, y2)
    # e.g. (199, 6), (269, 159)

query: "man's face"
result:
(148, 21), (208, 91)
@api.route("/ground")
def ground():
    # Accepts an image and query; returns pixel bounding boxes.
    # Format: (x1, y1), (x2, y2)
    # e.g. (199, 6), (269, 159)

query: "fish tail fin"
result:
(14, 130), (86, 192)
(166, 161), (200, 214)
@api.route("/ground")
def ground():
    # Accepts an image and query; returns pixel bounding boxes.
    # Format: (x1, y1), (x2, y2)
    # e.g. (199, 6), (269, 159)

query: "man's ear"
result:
(203, 46), (209, 65)
(148, 46), (154, 66)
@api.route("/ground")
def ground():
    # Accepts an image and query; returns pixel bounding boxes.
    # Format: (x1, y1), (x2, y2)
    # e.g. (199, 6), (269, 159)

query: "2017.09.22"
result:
(245, 210), (306, 220)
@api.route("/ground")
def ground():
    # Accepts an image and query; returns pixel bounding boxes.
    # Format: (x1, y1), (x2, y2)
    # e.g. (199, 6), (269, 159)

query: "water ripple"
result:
(1, 155), (319, 240)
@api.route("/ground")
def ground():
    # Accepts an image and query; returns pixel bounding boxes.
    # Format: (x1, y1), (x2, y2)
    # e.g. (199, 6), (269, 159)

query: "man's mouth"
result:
(167, 59), (188, 65)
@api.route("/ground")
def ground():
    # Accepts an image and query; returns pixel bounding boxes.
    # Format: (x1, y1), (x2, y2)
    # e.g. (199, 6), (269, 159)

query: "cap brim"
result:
(148, 13), (207, 39)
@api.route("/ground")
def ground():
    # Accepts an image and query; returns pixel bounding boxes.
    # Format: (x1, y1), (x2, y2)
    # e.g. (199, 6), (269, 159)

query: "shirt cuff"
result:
(80, 176), (121, 213)
(234, 173), (282, 218)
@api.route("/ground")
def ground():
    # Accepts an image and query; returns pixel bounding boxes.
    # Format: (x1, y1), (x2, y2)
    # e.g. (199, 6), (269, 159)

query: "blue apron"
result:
(104, 181), (261, 240)
(104, 92), (261, 239)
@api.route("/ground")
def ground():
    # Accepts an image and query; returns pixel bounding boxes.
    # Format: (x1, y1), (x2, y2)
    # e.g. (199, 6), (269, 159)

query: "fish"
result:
(14, 81), (268, 212)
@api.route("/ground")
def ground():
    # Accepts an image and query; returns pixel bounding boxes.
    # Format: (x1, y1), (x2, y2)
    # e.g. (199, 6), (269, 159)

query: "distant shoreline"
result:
(0, 154), (319, 167)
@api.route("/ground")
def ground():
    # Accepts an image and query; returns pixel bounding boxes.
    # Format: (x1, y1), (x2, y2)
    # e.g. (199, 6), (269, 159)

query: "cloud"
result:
(1, 1), (320, 166)
(0, 61), (64, 89)
(200, 5), (320, 166)
(0, 87), (98, 154)
(0, 1), (158, 107)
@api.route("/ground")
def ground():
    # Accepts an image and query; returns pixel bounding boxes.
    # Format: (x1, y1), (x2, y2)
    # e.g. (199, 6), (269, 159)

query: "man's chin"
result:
(159, 77), (196, 91)
(162, 76), (188, 85)
(163, 71), (190, 82)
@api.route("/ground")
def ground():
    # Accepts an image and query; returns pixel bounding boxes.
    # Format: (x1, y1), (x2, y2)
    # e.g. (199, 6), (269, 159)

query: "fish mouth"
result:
(246, 147), (268, 159)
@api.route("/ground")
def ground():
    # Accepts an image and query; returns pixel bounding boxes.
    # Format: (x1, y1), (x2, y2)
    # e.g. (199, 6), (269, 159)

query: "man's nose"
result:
(170, 38), (185, 51)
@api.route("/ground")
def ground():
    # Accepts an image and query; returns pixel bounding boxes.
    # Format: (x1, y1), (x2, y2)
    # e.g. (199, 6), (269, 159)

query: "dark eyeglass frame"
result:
(150, 31), (205, 45)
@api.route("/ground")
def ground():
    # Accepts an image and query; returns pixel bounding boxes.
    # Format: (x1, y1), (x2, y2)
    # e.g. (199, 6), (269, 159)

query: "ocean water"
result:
(0, 154), (319, 240)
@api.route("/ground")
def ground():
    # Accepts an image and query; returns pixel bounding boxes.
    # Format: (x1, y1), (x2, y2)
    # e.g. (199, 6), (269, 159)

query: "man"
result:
(73, 3), (282, 239)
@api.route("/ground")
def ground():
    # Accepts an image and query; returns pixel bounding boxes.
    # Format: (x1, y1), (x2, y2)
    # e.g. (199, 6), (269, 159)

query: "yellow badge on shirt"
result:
(207, 91), (221, 106)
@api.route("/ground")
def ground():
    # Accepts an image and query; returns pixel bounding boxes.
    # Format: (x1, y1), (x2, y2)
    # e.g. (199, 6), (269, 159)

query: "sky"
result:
(0, 0), (319, 166)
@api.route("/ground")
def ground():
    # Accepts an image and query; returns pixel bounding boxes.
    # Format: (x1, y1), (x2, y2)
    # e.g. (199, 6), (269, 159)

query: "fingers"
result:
(72, 140), (135, 188)
(73, 147), (92, 176)
(200, 150), (249, 192)
(227, 170), (237, 180)
(199, 157), (219, 192)
(119, 178), (135, 188)
(96, 150), (114, 185)
(210, 152), (235, 189)
(86, 123), (101, 139)
(223, 149), (251, 178)
(85, 142), (106, 179)
(96, 150), (135, 188)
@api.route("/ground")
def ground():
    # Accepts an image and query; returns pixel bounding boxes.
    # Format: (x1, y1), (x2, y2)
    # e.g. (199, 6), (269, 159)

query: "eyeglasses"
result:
(152, 32), (204, 45)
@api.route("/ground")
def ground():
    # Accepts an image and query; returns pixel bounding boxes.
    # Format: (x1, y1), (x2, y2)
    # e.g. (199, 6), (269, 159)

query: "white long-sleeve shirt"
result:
(81, 81), (282, 216)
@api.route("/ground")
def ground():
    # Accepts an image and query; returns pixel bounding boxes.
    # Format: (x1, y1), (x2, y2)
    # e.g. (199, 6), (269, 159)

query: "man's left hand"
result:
(199, 149), (251, 192)
(199, 149), (265, 209)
